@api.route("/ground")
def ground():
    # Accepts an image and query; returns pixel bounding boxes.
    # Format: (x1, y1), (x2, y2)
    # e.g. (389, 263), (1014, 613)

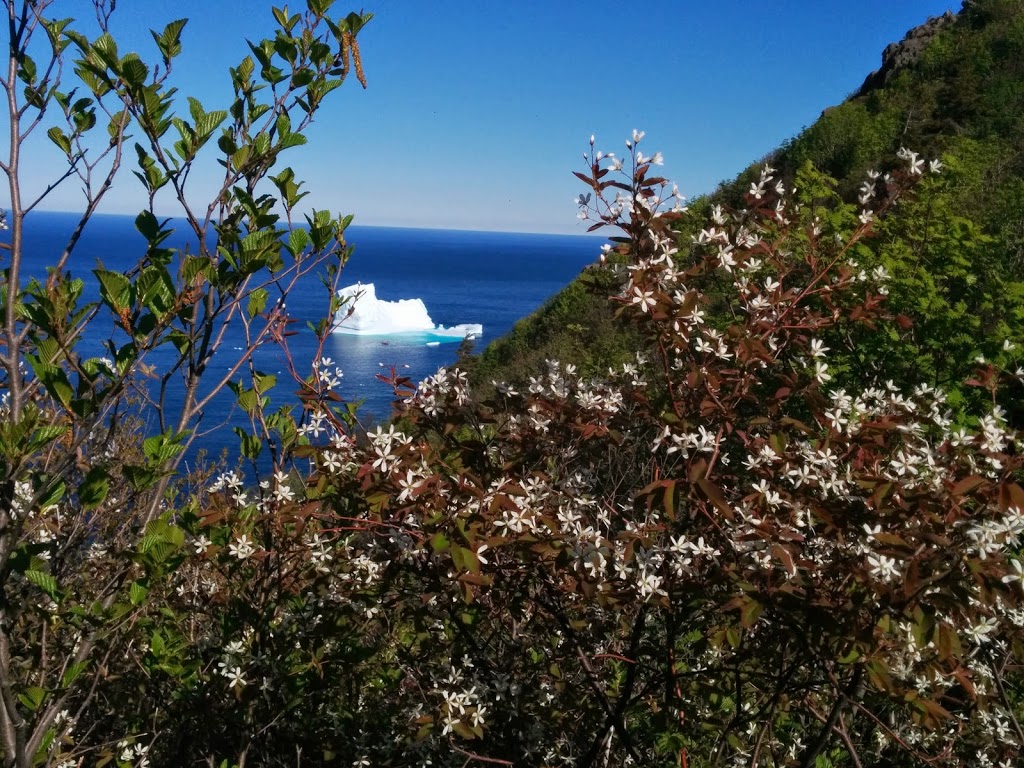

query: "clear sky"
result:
(12, 0), (961, 234)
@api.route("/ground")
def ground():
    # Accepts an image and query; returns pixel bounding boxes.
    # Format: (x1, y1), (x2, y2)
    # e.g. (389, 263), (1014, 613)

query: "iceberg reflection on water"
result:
(332, 282), (482, 343)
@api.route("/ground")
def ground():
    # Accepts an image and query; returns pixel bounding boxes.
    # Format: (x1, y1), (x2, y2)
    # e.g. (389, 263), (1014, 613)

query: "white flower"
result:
(228, 535), (256, 560)
(965, 616), (998, 644)
(889, 451), (919, 477)
(826, 408), (847, 432)
(222, 665), (248, 689)
(809, 339), (830, 358)
(812, 361), (831, 384)
(630, 285), (657, 313)
(867, 553), (900, 582)
(224, 640), (245, 656)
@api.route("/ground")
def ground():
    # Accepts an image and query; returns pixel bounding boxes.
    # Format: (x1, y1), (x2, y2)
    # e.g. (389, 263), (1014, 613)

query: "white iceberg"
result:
(332, 282), (482, 341)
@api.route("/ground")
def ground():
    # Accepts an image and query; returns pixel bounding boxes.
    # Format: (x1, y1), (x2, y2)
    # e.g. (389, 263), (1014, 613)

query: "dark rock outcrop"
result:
(854, 8), (960, 97)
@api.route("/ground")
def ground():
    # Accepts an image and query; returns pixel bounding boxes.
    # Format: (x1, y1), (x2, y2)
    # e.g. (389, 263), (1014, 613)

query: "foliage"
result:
(467, 261), (643, 397)
(0, 1), (369, 765)
(317, 133), (1024, 766)
(476, 0), (1024, 422)
(2, 2), (1024, 768)
(773, 0), (1024, 272)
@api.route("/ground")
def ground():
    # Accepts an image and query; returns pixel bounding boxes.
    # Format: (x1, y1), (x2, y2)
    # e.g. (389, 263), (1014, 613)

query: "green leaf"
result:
(39, 480), (66, 511)
(107, 108), (129, 139)
(137, 265), (175, 315)
(25, 570), (59, 600)
(79, 467), (110, 509)
(119, 54), (148, 88)
(142, 430), (188, 464)
(26, 424), (68, 452)
(33, 363), (74, 408)
(151, 18), (187, 61)
(182, 254), (212, 284)
(138, 533), (167, 554)
(739, 598), (762, 629)
(94, 268), (132, 311)
(196, 109), (227, 141)
(168, 330), (192, 355)
(47, 126), (72, 154)
(234, 427), (262, 460)
(62, 661), (89, 688)
(451, 545), (480, 574)
(128, 580), (148, 606)
(90, 32), (119, 68)
(307, 0), (335, 16)
(246, 287), (268, 319)
(235, 387), (259, 413)
(17, 53), (37, 85)
(288, 228), (309, 256)
(253, 372), (276, 394)
(17, 686), (45, 712)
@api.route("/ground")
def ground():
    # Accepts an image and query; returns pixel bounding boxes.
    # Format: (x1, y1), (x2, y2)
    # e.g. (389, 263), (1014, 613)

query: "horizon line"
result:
(9, 207), (607, 240)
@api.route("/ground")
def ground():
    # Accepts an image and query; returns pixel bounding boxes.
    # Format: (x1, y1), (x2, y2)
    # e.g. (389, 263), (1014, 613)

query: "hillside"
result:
(469, 0), (1024, 411)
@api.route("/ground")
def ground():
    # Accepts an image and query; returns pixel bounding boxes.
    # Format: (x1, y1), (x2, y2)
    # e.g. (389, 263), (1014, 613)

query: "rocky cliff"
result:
(854, 6), (961, 97)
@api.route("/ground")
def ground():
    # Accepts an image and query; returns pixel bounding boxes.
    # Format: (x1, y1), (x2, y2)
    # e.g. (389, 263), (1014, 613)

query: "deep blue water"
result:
(8, 211), (598, 461)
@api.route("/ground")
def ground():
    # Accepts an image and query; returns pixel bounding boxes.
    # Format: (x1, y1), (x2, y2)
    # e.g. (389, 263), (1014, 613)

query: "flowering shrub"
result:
(2, 2), (1023, 766)
(296, 134), (1024, 766)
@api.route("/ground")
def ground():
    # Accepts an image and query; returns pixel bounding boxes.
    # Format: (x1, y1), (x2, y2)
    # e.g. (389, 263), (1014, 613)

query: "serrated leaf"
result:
(288, 228), (309, 255)
(25, 569), (59, 599)
(152, 18), (187, 61)
(142, 431), (187, 464)
(91, 32), (119, 67)
(94, 268), (132, 312)
(129, 580), (148, 605)
(119, 54), (148, 87)
(27, 424), (68, 452)
(47, 126), (72, 154)
(137, 265), (175, 314)
(247, 287), (268, 319)
(79, 467), (110, 509)
(137, 533), (166, 554)
(196, 109), (227, 140)
(17, 686), (45, 711)
(39, 480), (66, 510)
(62, 660), (88, 687)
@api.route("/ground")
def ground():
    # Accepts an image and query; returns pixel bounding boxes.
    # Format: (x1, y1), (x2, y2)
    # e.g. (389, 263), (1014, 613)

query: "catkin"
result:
(352, 37), (366, 89)
(340, 31), (351, 77)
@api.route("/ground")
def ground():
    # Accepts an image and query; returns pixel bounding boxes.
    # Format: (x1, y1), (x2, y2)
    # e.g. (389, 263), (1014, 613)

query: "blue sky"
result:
(14, 0), (960, 234)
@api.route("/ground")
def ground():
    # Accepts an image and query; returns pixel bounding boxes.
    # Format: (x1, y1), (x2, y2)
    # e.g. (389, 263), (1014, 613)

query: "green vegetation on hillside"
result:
(774, 0), (1024, 268)
(472, 0), (1024, 420)
(465, 261), (644, 395)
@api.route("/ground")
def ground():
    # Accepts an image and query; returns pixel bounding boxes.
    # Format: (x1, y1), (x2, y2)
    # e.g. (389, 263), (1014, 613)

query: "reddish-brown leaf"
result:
(951, 475), (986, 497)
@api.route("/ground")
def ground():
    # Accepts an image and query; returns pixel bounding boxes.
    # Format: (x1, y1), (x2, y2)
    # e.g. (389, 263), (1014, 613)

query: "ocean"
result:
(9, 211), (600, 462)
